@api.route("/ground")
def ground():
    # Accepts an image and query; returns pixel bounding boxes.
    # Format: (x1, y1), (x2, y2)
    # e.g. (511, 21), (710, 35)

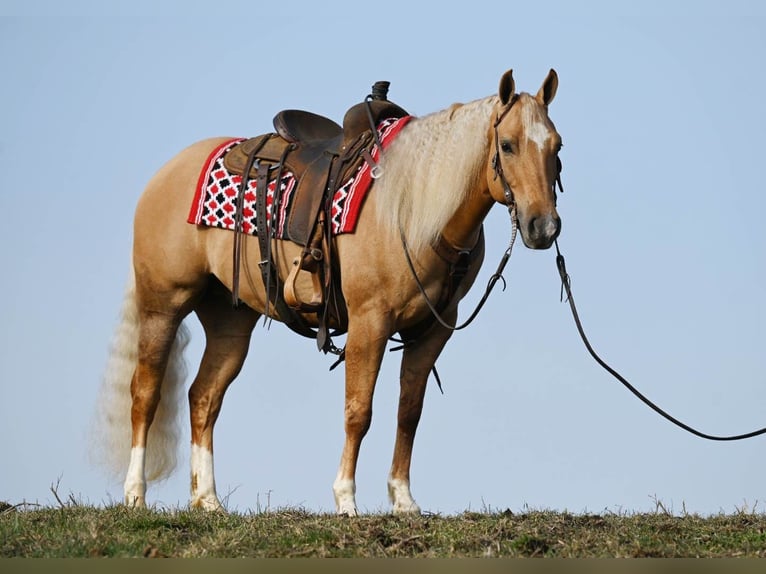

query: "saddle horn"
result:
(370, 81), (391, 101)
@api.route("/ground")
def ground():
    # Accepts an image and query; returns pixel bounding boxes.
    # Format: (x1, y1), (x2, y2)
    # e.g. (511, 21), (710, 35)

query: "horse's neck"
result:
(439, 174), (493, 251)
(429, 99), (496, 252)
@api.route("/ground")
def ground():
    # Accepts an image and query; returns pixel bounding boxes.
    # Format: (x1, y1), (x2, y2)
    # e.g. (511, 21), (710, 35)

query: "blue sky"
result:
(2, 1), (765, 515)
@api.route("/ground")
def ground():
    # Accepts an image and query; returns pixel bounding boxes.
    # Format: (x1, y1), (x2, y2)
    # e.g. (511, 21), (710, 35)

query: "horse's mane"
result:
(374, 95), (497, 252)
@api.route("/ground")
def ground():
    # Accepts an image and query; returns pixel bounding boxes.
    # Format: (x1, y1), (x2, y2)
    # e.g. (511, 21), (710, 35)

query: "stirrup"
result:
(284, 257), (324, 312)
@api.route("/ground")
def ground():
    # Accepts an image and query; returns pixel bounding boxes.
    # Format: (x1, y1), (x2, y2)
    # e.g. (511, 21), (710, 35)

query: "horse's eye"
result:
(500, 141), (513, 154)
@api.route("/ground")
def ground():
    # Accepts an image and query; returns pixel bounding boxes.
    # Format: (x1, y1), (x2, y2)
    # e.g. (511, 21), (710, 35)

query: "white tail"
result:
(89, 272), (190, 483)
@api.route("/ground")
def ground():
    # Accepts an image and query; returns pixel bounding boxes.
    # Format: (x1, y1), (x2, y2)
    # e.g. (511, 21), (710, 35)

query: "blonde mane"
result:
(374, 95), (497, 252)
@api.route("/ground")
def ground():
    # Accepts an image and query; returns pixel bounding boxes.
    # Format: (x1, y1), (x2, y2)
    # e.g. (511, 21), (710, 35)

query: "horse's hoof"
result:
(124, 495), (147, 508)
(392, 501), (421, 516)
(388, 478), (421, 515)
(336, 503), (358, 517)
(190, 496), (224, 512)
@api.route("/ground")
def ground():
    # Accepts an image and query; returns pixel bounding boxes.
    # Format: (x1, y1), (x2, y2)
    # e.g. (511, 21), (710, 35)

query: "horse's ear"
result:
(535, 68), (558, 106)
(498, 69), (515, 106)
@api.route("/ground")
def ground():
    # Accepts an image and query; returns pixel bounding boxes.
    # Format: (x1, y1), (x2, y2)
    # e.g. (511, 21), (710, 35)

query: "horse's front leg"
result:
(332, 313), (390, 517)
(389, 321), (453, 515)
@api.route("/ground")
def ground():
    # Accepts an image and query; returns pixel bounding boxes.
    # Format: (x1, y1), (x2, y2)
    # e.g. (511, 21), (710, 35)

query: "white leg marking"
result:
(388, 477), (421, 515)
(123, 447), (147, 507)
(333, 476), (358, 517)
(190, 444), (223, 511)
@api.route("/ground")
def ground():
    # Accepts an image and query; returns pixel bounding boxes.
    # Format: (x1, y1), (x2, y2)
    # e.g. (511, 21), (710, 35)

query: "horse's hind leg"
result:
(388, 322), (454, 515)
(188, 279), (259, 510)
(125, 307), (189, 507)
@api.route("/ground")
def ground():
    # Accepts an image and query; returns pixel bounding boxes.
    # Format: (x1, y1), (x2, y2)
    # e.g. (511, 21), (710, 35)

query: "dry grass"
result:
(2, 499), (766, 558)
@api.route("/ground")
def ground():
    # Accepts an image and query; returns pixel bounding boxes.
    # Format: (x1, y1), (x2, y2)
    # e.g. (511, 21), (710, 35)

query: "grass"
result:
(2, 499), (766, 558)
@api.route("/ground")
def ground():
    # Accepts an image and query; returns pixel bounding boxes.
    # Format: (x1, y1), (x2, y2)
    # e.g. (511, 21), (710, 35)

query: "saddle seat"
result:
(273, 109), (342, 147)
(273, 96), (408, 157)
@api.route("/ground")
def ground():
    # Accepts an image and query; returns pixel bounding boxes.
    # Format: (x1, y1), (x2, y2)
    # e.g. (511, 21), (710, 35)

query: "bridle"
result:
(398, 95), (542, 333)
(491, 94), (564, 211)
(400, 95), (568, 334)
(491, 95), (520, 211)
(393, 96), (557, 390)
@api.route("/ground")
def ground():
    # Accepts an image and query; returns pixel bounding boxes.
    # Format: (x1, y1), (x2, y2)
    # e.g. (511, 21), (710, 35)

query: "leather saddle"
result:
(223, 83), (408, 351)
(224, 96), (407, 245)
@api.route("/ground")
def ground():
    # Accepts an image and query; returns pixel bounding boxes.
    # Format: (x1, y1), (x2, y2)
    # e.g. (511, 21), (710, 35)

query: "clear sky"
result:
(2, 0), (765, 516)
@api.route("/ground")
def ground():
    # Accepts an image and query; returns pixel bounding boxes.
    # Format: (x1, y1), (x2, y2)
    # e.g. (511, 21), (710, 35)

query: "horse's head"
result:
(487, 69), (562, 249)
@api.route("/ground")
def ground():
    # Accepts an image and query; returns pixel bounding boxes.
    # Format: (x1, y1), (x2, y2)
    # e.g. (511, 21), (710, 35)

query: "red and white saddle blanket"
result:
(187, 116), (412, 238)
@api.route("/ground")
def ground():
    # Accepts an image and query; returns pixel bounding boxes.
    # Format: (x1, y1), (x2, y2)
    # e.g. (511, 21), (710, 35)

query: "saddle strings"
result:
(232, 143), (263, 306)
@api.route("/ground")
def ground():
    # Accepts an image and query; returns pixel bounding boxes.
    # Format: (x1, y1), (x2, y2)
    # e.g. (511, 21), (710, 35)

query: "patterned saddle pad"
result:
(187, 116), (412, 238)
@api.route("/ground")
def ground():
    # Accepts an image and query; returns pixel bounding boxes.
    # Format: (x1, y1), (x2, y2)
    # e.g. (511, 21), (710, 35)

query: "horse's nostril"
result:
(551, 215), (562, 236)
(527, 217), (540, 238)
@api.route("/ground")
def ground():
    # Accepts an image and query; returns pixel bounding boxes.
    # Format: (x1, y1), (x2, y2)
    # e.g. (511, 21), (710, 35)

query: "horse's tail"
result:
(89, 270), (191, 484)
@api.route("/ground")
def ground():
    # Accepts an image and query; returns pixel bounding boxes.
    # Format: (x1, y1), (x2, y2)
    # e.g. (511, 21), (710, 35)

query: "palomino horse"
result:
(92, 69), (563, 515)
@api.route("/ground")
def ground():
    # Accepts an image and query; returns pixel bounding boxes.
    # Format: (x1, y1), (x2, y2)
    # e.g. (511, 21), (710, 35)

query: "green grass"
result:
(2, 501), (766, 558)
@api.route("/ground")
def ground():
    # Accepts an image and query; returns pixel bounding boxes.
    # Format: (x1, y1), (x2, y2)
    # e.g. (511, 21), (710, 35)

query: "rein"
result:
(399, 206), (518, 332)
(398, 98), (521, 332)
(554, 240), (766, 441)
(406, 96), (766, 440)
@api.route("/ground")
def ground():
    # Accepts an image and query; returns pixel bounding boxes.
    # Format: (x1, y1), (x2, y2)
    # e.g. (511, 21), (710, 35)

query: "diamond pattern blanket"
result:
(187, 115), (412, 238)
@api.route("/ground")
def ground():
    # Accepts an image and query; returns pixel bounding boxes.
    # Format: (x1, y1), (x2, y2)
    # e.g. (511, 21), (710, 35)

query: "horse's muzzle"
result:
(521, 213), (561, 250)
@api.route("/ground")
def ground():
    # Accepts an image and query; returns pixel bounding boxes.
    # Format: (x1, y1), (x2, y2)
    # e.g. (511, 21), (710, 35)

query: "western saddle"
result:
(223, 82), (408, 353)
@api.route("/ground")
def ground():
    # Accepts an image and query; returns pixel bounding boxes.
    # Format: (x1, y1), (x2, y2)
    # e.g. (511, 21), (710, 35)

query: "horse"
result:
(91, 68), (563, 516)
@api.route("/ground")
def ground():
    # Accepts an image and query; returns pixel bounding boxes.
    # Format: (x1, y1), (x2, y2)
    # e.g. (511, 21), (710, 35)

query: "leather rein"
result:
(554, 241), (766, 441)
(401, 97), (766, 441)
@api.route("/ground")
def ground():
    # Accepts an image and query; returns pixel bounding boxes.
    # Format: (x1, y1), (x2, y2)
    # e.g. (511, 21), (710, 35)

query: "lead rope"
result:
(553, 239), (766, 441)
